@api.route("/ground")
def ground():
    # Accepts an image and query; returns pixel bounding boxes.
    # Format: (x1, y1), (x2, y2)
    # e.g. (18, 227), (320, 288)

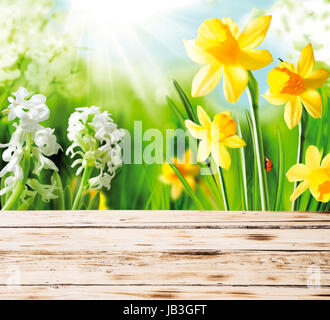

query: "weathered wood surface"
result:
(0, 211), (329, 299)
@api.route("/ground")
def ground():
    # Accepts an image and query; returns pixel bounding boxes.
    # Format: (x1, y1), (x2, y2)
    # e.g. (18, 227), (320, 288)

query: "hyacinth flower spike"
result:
(66, 106), (125, 210)
(0, 87), (61, 210)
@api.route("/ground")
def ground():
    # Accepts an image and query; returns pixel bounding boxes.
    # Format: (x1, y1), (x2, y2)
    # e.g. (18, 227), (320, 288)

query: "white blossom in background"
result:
(271, 0), (329, 63)
(67, 106), (125, 190)
(0, 0), (82, 94)
(0, 87), (61, 201)
(250, 0), (330, 70)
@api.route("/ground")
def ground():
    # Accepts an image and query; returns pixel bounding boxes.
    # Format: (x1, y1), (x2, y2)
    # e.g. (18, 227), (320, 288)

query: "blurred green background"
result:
(0, 0), (329, 210)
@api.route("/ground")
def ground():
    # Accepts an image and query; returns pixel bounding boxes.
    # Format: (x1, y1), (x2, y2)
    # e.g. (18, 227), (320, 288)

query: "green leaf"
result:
(79, 203), (88, 210)
(64, 185), (72, 210)
(166, 96), (186, 128)
(236, 117), (248, 210)
(246, 71), (270, 211)
(0, 173), (10, 209)
(274, 127), (284, 211)
(88, 192), (100, 210)
(51, 171), (65, 210)
(200, 161), (223, 209)
(247, 71), (259, 100)
(173, 80), (197, 122)
(81, 192), (91, 209)
(245, 110), (260, 210)
(17, 192), (37, 210)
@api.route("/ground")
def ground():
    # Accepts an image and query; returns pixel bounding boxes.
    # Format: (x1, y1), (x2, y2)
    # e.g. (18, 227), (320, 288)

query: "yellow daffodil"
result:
(185, 106), (246, 169)
(263, 44), (329, 129)
(89, 190), (109, 210)
(160, 149), (200, 200)
(184, 15), (273, 103)
(287, 145), (330, 203)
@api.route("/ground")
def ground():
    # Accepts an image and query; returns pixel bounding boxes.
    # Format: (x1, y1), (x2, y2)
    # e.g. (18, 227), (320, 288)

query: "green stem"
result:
(236, 117), (248, 210)
(216, 165), (229, 211)
(246, 71), (270, 211)
(52, 171), (65, 210)
(71, 166), (93, 210)
(2, 133), (32, 211)
(291, 109), (309, 211)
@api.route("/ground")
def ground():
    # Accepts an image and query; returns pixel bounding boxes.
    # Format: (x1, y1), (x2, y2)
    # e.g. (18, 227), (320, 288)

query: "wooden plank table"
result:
(0, 211), (329, 299)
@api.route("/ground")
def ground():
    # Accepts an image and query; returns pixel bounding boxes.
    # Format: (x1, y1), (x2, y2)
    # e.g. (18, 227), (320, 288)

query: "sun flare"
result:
(68, 0), (194, 28)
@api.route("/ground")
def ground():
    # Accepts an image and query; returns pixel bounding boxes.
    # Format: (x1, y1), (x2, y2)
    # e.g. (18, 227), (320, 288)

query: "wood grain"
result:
(0, 211), (329, 299)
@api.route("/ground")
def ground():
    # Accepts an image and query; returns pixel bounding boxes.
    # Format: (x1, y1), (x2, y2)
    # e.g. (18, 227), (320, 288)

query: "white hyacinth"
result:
(0, 87), (61, 201)
(66, 106), (124, 191)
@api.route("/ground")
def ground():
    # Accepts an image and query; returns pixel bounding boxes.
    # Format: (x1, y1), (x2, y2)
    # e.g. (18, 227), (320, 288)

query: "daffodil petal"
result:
(300, 90), (322, 118)
(222, 135), (246, 148)
(185, 120), (208, 139)
(197, 139), (211, 162)
(297, 43), (315, 77)
(321, 153), (330, 169)
(223, 65), (248, 103)
(192, 64), (223, 97)
(211, 142), (231, 169)
(197, 105), (212, 127)
(171, 183), (183, 200)
(186, 164), (200, 176)
(309, 185), (322, 203)
(185, 176), (196, 191)
(262, 91), (289, 105)
(286, 164), (310, 182)
(279, 61), (297, 73)
(221, 17), (239, 38)
(305, 145), (321, 169)
(304, 68), (329, 89)
(284, 97), (302, 130)
(159, 175), (171, 184)
(196, 18), (227, 49)
(290, 180), (309, 202)
(238, 49), (273, 70)
(183, 40), (214, 65)
(237, 15), (272, 50)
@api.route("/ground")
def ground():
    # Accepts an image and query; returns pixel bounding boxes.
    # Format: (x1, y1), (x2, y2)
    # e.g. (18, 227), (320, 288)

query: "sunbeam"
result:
(64, 0), (200, 106)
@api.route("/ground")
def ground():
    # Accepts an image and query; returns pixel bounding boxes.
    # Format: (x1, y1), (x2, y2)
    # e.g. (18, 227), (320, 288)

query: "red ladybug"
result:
(264, 157), (273, 172)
